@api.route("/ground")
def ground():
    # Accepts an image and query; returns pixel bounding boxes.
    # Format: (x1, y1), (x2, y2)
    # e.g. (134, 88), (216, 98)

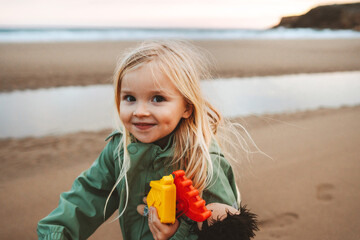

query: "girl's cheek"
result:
(119, 109), (131, 123)
(119, 103), (132, 115)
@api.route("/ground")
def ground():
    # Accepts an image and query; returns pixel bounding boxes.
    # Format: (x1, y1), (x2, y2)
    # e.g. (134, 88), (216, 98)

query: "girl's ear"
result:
(182, 104), (193, 119)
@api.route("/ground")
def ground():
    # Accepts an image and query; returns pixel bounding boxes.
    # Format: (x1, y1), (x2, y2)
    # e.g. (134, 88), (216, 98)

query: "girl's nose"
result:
(133, 103), (150, 117)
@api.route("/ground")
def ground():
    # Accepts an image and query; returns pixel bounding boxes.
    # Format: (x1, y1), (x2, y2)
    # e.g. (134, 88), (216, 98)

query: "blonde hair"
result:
(106, 40), (263, 219)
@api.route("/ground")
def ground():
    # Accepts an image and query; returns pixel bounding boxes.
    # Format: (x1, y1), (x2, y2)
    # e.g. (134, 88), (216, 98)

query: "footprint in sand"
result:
(316, 183), (335, 201)
(259, 213), (299, 238)
(259, 212), (299, 229)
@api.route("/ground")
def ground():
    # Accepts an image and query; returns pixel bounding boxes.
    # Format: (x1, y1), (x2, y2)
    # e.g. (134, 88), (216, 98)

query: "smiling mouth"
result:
(133, 123), (156, 130)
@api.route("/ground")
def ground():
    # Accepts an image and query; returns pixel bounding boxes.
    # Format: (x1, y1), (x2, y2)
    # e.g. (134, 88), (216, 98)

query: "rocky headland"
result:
(273, 3), (360, 31)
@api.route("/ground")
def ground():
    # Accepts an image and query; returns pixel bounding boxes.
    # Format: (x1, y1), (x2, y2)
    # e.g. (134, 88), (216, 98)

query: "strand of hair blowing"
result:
(154, 42), (221, 192)
(172, 99), (221, 192)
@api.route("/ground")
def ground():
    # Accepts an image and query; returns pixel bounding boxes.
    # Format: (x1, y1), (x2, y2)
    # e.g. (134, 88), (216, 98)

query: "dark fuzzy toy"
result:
(196, 205), (259, 240)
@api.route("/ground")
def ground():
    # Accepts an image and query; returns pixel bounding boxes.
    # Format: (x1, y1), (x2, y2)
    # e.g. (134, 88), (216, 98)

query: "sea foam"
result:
(1, 27), (360, 43)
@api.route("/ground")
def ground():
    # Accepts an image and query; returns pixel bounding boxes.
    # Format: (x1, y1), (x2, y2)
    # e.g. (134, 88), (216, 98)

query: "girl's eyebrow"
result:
(151, 90), (176, 97)
(120, 89), (133, 94)
(120, 89), (172, 96)
(151, 90), (165, 95)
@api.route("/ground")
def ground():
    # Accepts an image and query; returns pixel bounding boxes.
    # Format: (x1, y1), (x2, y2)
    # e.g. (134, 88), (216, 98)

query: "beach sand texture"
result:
(0, 39), (359, 239)
(1, 39), (360, 92)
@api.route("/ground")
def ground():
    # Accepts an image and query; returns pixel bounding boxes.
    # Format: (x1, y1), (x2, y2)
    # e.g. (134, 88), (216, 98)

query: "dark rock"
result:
(273, 3), (360, 30)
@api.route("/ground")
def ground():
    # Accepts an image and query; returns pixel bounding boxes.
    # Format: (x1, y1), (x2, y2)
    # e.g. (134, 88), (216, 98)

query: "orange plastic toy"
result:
(172, 170), (212, 222)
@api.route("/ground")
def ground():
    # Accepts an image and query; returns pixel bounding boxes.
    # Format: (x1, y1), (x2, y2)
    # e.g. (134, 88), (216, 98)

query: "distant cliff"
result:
(273, 3), (360, 31)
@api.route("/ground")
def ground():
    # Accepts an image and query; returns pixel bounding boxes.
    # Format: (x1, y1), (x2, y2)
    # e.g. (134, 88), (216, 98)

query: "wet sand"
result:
(1, 106), (359, 239)
(1, 39), (360, 92)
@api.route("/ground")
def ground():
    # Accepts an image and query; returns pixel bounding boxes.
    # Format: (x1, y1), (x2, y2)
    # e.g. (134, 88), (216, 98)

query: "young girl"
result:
(37, 41), (241, 240)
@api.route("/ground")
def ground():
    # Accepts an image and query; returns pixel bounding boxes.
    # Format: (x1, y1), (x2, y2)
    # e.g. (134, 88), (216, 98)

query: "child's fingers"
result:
(136, 204), (145, 216)
(150, 207), (163, 229)
(148, 207), (161, 237)
(152, 218), (180, 238)
(136, 204), (149, 216)
(149, 206), (160, 224)
(148, 222), (160, 240)
(136, 197), (149, 217)
(148, 207), (179, 240)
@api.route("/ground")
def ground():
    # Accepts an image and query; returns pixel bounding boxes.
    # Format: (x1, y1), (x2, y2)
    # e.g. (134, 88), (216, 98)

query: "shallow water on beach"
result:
(1, 28), (360, 43)
(1, 71), (359, 138)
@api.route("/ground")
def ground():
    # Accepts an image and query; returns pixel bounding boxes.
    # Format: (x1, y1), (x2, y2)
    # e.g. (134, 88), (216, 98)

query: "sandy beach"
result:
(0, 39), (360, 239)
(1, 39), (360, 92)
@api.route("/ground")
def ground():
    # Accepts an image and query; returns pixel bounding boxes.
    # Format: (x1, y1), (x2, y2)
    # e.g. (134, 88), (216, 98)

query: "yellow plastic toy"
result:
(147, 174), (176, 224)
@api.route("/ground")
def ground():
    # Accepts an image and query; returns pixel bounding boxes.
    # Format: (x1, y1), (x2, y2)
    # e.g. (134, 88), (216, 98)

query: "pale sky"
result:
(0, 0), (358, 29)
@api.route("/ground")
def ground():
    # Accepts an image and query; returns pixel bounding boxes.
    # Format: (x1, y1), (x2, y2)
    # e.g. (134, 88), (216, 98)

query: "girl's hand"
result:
(137, 197), (180, 240)
(148, 206), (179, 240)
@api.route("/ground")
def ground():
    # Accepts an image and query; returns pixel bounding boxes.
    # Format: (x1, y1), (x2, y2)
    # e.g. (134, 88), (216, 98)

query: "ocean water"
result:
(1, 27), (360, 42)
(1, 71), (359, 138)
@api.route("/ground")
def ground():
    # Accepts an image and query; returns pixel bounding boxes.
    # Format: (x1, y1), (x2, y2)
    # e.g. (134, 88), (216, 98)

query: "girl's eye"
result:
(124, 95), (136, 102)
(152, 95), (165, 103)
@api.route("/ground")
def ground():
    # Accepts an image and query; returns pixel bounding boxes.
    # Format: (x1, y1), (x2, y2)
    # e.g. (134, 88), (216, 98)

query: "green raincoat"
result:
(37, 132), (239, 240)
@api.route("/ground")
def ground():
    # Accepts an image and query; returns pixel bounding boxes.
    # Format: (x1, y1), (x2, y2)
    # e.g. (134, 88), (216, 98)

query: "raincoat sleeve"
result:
(202, 152), (239, 208)
(169, 152), (239, 240)
(37, 136), (120, 240)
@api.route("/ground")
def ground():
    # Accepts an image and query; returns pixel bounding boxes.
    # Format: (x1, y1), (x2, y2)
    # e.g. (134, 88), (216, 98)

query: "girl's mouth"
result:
(133, 123), (156, 130)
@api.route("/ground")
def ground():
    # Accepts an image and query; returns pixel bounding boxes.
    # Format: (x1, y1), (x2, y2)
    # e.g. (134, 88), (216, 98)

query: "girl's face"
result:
(119, 62), (192, 146)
